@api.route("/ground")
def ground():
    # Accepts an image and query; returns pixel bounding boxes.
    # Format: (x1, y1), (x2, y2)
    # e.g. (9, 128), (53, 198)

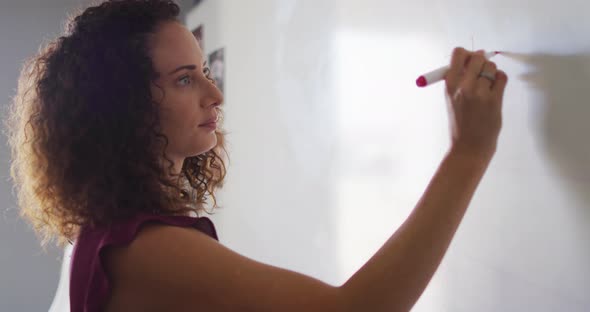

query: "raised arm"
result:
(103, 48), (508, 312)
(341, 47), (508, 311)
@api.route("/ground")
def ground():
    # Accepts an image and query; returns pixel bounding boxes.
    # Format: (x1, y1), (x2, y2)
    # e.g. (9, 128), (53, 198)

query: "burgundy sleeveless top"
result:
(69, 213), (218, 312)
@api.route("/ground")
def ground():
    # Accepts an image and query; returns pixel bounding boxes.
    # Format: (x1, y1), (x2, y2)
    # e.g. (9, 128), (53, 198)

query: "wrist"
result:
(447, 144), (495, 165)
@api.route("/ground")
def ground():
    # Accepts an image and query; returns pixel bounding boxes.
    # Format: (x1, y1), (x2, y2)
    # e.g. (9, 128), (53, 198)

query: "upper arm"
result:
(103, 224), (347, 312)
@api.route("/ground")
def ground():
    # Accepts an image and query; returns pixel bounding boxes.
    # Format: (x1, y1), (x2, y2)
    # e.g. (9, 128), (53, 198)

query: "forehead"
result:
(149, 21), (203, 73)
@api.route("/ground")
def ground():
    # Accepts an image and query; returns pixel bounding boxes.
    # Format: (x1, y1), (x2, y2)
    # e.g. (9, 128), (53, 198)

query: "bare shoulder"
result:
(103, 223), (347, 312)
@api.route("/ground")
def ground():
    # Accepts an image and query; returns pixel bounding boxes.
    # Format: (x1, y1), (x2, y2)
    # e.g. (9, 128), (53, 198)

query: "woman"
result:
(5, 0), (508, 311)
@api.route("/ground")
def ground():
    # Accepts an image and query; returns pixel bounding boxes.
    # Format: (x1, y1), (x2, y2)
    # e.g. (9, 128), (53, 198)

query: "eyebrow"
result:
(168, 64), (196, 75)
(167, 61), (209, 76)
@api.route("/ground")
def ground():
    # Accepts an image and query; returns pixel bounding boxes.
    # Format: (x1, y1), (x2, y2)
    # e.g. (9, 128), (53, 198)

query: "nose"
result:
(202, 78), (223, 109)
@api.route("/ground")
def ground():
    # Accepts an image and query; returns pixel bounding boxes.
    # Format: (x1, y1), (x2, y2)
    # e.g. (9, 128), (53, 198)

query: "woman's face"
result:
(149, 21), (223, 174)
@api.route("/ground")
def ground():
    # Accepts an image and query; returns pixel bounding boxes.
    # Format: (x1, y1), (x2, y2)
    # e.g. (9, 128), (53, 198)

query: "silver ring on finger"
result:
(479, 71), (496, 82)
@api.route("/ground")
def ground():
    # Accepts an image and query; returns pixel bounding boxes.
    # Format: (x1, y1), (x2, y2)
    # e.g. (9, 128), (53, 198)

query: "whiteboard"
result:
(182, 1), (590, 311)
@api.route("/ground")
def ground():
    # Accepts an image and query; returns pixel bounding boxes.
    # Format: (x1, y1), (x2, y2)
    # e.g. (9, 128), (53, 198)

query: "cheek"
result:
(159, 110), (187, 140)
(159, 91), (202, 137)
(171, 111), (197, 134)
(162, 96), (194, 124)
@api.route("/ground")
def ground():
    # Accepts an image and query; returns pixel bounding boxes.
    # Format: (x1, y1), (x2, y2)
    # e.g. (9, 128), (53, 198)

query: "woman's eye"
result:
(203, 66), (211, 78)
(178, 75), (191, 86)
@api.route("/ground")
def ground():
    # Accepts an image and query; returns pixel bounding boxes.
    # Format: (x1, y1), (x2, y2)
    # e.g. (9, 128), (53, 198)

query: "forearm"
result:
(340, 147), (493, 312)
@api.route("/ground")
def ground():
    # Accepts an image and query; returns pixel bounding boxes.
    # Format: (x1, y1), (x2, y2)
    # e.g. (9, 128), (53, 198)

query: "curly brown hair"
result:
(3, 0), (228, 247)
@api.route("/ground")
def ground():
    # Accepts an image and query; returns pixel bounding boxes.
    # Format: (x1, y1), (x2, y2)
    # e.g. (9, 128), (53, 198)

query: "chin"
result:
(194, 139), (218, 156)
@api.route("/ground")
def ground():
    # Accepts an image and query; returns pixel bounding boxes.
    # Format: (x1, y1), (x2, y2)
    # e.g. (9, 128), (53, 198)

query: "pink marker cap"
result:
(416, 76), (427, 87)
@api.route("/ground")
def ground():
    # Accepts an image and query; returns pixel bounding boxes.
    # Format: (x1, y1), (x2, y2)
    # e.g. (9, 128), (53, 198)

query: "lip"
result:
(199, 116), (218, 126)
(199, 121), (217, 130)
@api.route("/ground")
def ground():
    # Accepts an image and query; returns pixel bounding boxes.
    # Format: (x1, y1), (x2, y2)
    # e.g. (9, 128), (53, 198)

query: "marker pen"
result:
(416, 51), (501, 87)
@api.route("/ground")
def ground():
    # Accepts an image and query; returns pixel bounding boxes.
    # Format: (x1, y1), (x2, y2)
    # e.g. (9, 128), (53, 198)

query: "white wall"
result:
(187, 1), (590, 311)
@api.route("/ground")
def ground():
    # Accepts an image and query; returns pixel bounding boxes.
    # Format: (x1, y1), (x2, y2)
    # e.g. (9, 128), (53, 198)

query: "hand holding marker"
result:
(416, 51), (501, 87)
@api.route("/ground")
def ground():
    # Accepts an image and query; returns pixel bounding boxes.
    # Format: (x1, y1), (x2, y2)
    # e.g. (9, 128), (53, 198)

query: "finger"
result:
(466, 49), (485, 68)
(477, 61), (497, 90)
(463, 50), (487, 88)
(491, 70), (509, 104)
(445, 47), (469, 92)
